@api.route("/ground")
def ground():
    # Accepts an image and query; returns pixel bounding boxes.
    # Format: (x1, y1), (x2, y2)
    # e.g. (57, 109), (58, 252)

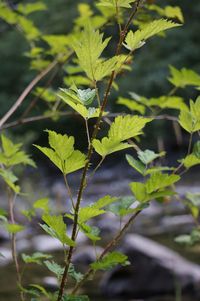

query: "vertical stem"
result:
(85, 119), (91, 146)
(56, 2), (142, 300)
(8, 190), (25, 301)
(62, 173), (75, 209)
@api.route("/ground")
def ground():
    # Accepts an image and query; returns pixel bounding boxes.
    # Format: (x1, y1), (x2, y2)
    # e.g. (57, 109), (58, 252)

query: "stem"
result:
(0, 60), (58, 128)
(62, 173), (75, 209)
(8, 190), (25, 301)
(89, 157), (105, 181)
(20, 64), (59, 120)
(85, 119), (91, 146)
(94, 81), (101, 107)
(174, 132), (193, 174)
(56, 3), (142, 300)
(71, 210), (141, 295)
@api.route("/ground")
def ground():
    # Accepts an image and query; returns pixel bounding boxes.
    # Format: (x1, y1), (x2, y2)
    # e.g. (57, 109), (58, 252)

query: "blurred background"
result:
(0, 1), (200, 301)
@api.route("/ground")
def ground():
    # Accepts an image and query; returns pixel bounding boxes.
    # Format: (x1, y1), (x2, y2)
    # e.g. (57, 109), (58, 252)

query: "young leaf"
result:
(137, 149), (165, 165)
(126, 154), (145, 175)
(193, 141), (200, 159)
(91, 195), (118, 209)
(117, 97), (145, 114)
(68, 264), (83, 283)
(108, 115), (152, 141)
(34, 131), (86, 174)
(108, 196), (136, 216)
(80, 224), (101, 242)
(124, 19), (181, 51)
(22, 252), (52, 265)
(130, 182), (147, 202)
(33, 198), (49, 213)
(145, 172), (180, 194)
(178, 110), (194, 133)
(41, 215), (75, 246)
(93, 137), (132, 157)
(63, 295), (90, 301)
(78, 207), (105, 224)
(91, 251), (129, 270)
(181, 154), (200, 169)
(72, 25), (111, 80)
(17, 2), (47, 15)
(168, 66), (200, 88)
(44, 260), (64, 279)
(97, 0), (136, 8)
(5, 223), (25, 234)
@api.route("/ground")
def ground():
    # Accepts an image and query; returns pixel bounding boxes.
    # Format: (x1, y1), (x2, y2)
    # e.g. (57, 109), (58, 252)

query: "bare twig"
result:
(0, 60), (58, 128)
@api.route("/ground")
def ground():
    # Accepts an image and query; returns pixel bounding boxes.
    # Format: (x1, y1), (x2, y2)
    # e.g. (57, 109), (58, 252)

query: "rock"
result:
(0, 248), (12, 266)
(101, 234), (200, 299)
(43, 276), (58, 290)
(73, 245), (103, 266)
(0, 228), (9, 242)
(32, 235), (63, 252)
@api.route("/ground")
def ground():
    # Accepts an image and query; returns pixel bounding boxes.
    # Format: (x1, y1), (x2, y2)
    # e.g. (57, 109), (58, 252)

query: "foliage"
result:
(0, 1), (199, 301)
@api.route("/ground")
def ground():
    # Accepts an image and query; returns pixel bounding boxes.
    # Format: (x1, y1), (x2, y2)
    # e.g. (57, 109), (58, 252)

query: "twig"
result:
(71, 210), (141, 295)
(8, 190), (25, 301)
(0, 60), (58, 128)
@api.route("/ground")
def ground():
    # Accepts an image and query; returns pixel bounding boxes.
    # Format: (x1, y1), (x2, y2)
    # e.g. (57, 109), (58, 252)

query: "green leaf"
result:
(97, 0), (136, 8)
(80, 224), (101, 241)
(44, 260), (64, 279)
(117, 97), (145, 114)
(5, 223), (25, 234)
(77, 88), (96, 105)
(22, 252), (52, 265)
(148, 96), (188, 111)
(33, 198), (49, 213)
(17, 2), (47, 15)
(34, 131), (86, 174)
(145, 172), (180, 194)
(168, 66), (200, 88)
(92, 56), (118, 81)
(124, 19), (181, 51)
(79, 207), (105, 223)
(63, 295), (90, 301)
(91, 251), (129, 271)
(130, 182), (147, 202)
(72, 25), (111, 80)
(92, 195), (118, 209)
(108, 115), (152, 141)
(137, 149), (165, 165)
(46, 130), (74, 161)
(193, 141), (200, 159)
(29, 285), (49, 298)
(108, 196), (136, 216)
(41, 215), (75, 246)
(63, 150), (87, 174)
(126, 154), (145, 175)
(178, 110), (194, 133)
(164, 6), (184, 23)
(59, 89), (104, 120)
(181, 154), (200, 168)
(68, 264), (83, 283)
(93, 137), (132, 157)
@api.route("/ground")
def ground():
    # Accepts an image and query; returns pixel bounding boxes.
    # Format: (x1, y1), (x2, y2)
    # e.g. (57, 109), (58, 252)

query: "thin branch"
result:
(56, 2), (142, 300)
(62, 173), (75, 209)
(71, 210), (141, 295)
(85, 119), (91, 146)
(8, 190), (25, 301)
(0, 60), (58, 128)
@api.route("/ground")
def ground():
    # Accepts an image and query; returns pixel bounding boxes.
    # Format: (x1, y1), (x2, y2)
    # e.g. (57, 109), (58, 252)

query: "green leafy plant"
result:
(0, 1), (199, 301)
